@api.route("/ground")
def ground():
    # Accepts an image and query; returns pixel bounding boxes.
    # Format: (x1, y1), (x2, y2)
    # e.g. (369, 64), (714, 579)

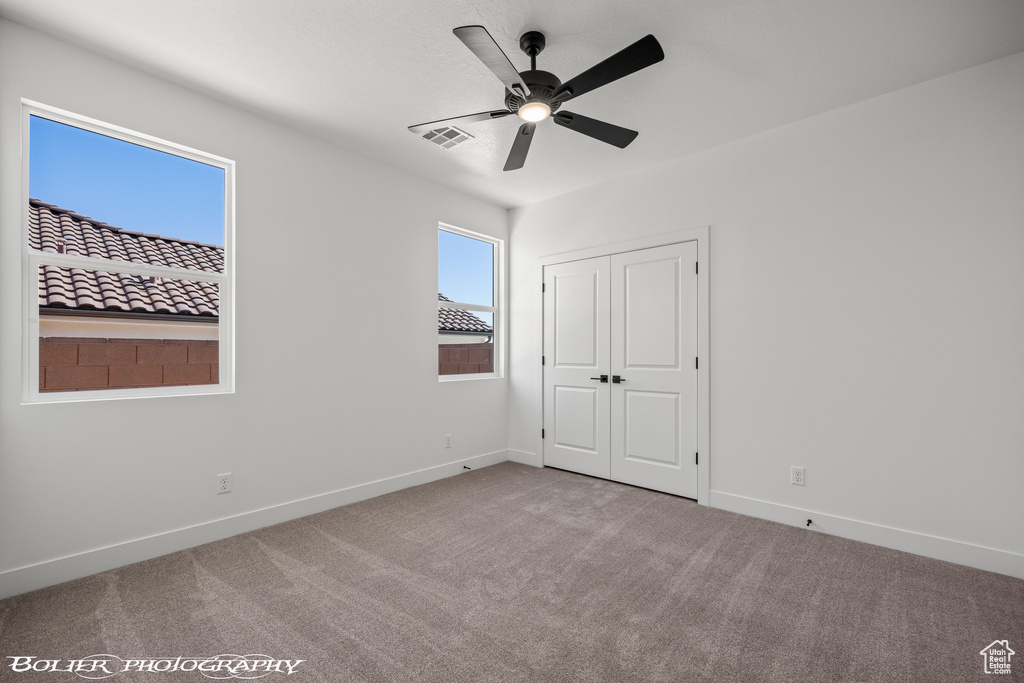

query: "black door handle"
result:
(612, 375), (626, 383)
(590, 375), (609, 383)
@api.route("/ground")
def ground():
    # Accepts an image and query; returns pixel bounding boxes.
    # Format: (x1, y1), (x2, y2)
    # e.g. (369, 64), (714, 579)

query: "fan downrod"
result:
(519, 31), (546, 69)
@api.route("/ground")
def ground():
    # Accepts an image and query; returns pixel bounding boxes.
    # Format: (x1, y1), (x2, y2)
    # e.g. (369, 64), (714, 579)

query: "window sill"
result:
(438, 373), (502, 383)
(24, 383), (233, 405)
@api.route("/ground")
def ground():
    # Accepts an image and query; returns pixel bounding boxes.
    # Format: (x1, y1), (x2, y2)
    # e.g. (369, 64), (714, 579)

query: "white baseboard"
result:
(710, 490), (1024, 580)
(508, 449), (542, 467)
(0, 450), (510, 599)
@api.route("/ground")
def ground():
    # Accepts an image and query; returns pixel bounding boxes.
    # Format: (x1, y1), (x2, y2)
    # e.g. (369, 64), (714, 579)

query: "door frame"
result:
(537, 226), (710, 505)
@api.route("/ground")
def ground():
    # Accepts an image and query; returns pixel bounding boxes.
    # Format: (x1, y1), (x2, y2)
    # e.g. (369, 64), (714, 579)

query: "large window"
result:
(22, 101), (234, 403)
(438, 224), (500, 378)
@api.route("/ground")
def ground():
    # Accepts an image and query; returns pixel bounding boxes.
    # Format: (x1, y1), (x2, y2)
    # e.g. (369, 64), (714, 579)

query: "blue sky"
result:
(438, 229), (494, 308)
(29, 115), (225, 246)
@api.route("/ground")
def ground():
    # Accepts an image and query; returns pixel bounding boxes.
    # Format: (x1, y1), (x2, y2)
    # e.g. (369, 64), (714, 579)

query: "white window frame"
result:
(21, 100), (235, 403)
(438, 223), (503, 381)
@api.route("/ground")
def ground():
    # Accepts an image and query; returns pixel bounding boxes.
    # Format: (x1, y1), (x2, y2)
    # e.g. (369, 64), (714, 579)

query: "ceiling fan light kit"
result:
(517, 102), (551, 122)
(409, 25), (664, 171)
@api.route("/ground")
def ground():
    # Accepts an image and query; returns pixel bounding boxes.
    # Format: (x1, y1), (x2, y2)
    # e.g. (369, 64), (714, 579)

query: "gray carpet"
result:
(1, 462), (1021, 682)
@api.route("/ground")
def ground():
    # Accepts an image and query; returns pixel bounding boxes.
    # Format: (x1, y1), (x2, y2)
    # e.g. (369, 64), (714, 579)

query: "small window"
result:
(438, 225), (500, 378)
(23, 101), (234, 402)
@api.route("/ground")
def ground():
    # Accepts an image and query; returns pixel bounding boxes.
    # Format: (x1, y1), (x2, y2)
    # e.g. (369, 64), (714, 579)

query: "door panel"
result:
(553, 271), (600, 366)
(553, 386), (600, 453)
(611, 242), (698, 497)
(623, 257), (681, 369)
(543, 257), (610, 478)
(624, 391), (680, 465)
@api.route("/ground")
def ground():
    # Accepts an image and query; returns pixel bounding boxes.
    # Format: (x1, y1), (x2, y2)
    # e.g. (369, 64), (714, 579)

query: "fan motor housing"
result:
(505, 69), (563, 114)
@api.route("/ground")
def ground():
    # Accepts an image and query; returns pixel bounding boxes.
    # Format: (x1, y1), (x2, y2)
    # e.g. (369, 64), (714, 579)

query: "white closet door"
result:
(542, 256), (611, 478)
(609, 242), (698, 498)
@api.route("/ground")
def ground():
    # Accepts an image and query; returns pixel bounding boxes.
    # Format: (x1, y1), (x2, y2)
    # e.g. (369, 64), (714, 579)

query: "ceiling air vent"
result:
(422, 126), (474, 149)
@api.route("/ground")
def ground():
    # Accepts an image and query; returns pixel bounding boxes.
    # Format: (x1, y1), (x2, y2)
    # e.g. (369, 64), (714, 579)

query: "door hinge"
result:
(695, 357), (698, 369)
(542, 356), (545, 365)
(542, 282), (546, 292)
(696, 452), (699, 465)
(695, 261), (698, 274)
(542, 429), (545, 439)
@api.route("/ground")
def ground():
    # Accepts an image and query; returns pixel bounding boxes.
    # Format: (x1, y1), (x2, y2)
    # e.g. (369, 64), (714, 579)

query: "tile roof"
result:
(31, 199), (221, 318)
(39, 265), (219, 317)
(30, 199), (223, 273)
(438, 294), (492, 334)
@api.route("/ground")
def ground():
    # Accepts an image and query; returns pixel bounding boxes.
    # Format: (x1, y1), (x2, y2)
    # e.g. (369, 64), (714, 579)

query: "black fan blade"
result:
(408, 110), (512, 134)
(552, 111), (638, 148)
(553, 34), (664, 103)
(503, 123), (536, 171)
(454, 25), (531, 98)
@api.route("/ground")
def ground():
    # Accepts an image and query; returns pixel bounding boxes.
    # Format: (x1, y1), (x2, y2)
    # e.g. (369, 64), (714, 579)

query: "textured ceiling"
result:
(2, 0), (1023, 208)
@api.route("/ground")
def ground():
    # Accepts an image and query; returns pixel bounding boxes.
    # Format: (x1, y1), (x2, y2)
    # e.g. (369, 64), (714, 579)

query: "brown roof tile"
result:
(438, 294), (492, 334)
(31, 199), (221, 318)
(29, 199), (223, 273)
(38, 265), (219, 317)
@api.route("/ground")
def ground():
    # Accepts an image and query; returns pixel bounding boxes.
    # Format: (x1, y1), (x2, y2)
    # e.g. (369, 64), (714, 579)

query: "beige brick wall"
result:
(40, 337), (219, 392)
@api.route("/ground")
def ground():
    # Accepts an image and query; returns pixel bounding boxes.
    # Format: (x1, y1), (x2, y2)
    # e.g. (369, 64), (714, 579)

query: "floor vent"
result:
(422, 126), (474, 149)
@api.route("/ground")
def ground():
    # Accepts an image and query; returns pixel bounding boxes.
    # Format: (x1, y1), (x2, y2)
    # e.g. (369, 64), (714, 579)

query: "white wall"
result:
(0, 20), (509, 598)
(509, 53), (1024, 577)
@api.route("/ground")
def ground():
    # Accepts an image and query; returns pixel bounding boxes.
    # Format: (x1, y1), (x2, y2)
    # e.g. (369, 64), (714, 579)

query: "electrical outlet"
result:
(217, 473), (232, 494)
(791, 466), (805, 486)
(444, 434), (452, 449)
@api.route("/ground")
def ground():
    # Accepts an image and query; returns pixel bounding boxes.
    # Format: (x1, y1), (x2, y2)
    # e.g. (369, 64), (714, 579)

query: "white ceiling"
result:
(2, 0), (1023, 208)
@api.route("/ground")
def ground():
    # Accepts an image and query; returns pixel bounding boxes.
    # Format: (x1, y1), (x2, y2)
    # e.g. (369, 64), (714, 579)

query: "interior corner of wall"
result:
(508, 449), (542, 468)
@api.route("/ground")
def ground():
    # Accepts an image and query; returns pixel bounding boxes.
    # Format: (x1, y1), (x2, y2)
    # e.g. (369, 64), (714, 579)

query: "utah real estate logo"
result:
(979, 640), (1014, 675)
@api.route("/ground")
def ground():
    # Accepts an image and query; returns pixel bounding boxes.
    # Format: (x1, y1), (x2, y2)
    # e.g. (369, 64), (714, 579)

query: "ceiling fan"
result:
(409, 26), (665, 171)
